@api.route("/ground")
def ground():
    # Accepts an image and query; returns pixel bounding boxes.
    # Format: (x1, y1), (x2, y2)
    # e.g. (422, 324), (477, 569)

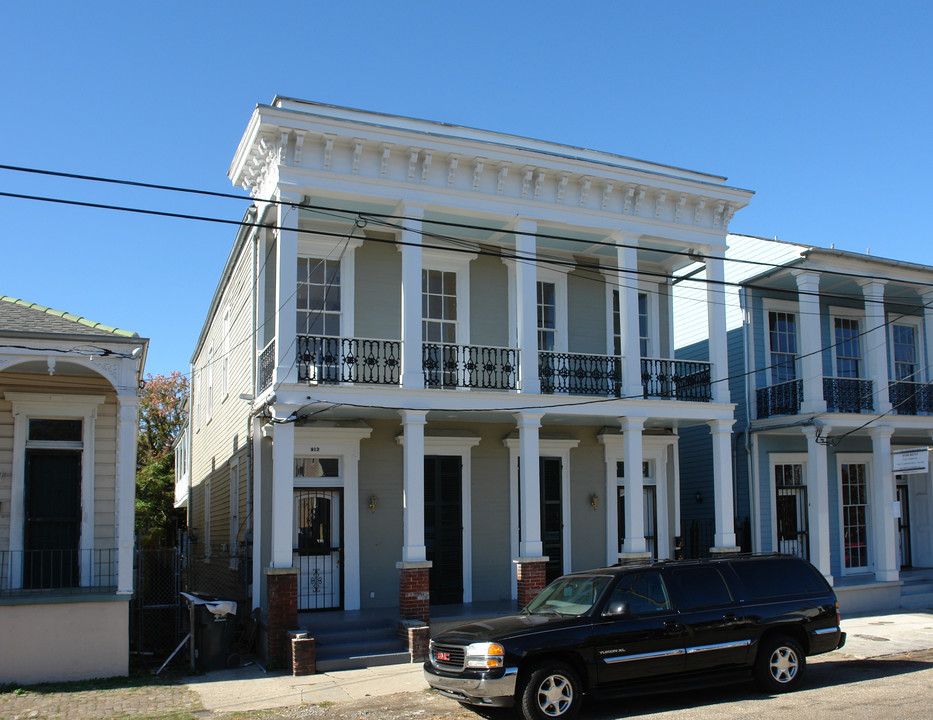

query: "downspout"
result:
(247, 224), (258, 607)
(739, 285), (756, 552)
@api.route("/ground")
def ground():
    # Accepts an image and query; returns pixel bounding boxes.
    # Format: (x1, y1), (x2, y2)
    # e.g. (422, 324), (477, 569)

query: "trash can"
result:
(182, 592), (239, 671)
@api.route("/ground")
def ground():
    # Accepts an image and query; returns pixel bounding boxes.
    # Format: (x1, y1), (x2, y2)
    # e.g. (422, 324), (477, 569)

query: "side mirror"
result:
(604, 600), (630, 617)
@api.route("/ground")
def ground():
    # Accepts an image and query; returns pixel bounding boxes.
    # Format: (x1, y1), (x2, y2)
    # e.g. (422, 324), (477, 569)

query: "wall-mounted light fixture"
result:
(591, 493), (599, 510)
(369, 495), (378, 513)
(695, 491), (703, 503)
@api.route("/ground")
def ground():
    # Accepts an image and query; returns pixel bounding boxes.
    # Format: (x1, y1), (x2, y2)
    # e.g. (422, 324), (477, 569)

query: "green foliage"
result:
(136, 371), (189, 544)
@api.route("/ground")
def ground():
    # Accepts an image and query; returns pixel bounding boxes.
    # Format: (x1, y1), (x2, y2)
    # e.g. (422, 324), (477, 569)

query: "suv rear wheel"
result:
(519, 662), (582, 720)
(754, 635), (805, 693)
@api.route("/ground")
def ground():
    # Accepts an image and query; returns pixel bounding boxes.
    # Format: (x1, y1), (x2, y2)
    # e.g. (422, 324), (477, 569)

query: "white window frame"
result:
(421, 248), (473, 345)
(888, 314), (924, 383)
(606, 283), (661, 359)
(536, 266), (569, 353)
(295, 231), (363, 341)
(829, 307), (865, 379)
(836, 453), (873, 575)
(768, 453), (808, 553)
(763, 298), (800, 385)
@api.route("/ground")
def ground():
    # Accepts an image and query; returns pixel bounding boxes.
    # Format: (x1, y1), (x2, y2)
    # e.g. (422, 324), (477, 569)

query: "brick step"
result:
(302, 616), (410, 671)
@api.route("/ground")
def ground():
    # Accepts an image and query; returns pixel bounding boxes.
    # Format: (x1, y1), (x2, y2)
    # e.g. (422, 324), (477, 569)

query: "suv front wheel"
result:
(754, 635), (806, 693)
(519, 662), (583, 720)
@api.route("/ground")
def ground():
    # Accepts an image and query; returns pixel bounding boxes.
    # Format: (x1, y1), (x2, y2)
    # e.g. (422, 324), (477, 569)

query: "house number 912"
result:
(308, 447), (320, 452)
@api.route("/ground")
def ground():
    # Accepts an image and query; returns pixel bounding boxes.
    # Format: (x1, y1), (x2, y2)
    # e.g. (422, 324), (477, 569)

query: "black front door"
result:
(24, 449), (81, 589)
(540, 457), (563, 584)
(897, 484), (912, 569)
(425, 456), (462, 605)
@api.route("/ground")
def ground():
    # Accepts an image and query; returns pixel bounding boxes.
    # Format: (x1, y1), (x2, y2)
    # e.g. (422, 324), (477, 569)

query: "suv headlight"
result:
(464, 642), (505, 669)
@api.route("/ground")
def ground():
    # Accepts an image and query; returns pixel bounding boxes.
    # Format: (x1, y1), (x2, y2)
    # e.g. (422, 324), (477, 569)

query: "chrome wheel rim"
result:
(537, 673), (573, 717)
(769, 646), (799, 684)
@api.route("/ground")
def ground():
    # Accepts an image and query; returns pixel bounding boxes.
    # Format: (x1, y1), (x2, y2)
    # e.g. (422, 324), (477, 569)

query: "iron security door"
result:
(776, 485), (809, 560)
(24, 449), (81, 589)
(294, 488), (343, 610)
(540, 457), (563, 584)
(425, 456), (463, 605)
(897, 485), (912, 569)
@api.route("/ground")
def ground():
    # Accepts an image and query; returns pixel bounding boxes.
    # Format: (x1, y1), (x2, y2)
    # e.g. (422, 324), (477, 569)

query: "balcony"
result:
(757, 379), (803, 419)
(259, 339), (275, 391)
(423, 343), (518, 390)
(0, 548), (118, 598)
(889, 381), (933, 415)
(641, 358), (712, 402)
(297, 335), (401, 385)
(823, 377), (873, 413)
(539, 350), (621, 396)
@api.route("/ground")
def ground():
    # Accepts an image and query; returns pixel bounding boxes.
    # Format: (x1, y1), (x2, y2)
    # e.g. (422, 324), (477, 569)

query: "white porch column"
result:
(869, 426), (898, 582)
(621, 417), (648, 556)
(400, 207), (425, 389)
(616, 235), (642, 399)
(515, 220), (540, 394)
(516, 412), (543, 557)
(251, 414), (264, 602)
(400, 410), (428, 562)
(859, 280), (891, 413)
(793, 271), (827, 414)
(270, 419), (295, 568)
(803, 424), (832, 583)
(274, 190), (301, 386)
(604, 447), (619, 565)
(709, 418), (739, 551)
(922, 290), (933, 383)
(706, 254), (731, 404)
(115, 395), (139, 594)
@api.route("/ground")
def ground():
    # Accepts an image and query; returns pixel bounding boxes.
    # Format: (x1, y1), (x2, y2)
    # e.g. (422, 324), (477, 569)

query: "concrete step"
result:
(316, 650), (411, 672)
(302, 615), (409, 671)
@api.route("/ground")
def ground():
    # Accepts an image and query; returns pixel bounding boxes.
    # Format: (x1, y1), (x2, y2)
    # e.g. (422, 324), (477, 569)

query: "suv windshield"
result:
(524, 575), (609, 616)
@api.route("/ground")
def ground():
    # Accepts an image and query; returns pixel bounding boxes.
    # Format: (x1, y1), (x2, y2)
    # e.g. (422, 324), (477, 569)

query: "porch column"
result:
(270, 418), (295, 568)
(803, 424), (832, 583)
(515, 219), (540, 394)
(514, 413), (547, 606)
(869, 426), (898, 582)
(115, 395), (139, 594)
(706, 254), (730, 404)
(274, 190), (301, 386)
(922, 290), (933, 384)
(400, 207), (424, 389)
(251, 415), (264, 604)
(859, 280), (891, 413)
(709, 419), (739, 552)
(621, 417), (649, 557)
(793, 271), (827, 414)
(615, 235), (643, 399)
(397, 409), (430, 622)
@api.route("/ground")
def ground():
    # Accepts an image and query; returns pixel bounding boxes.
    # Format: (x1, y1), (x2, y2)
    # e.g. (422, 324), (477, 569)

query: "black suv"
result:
(424, 555), (845, 720)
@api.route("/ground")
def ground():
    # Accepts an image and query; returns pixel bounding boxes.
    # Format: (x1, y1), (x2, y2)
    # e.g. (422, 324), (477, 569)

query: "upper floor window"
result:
(297, 257), (341, 336)
(612, 290), (651, 357)
(423, 269), (457, 343)
(768, 311), (797, 384)
(833, 317), (861, 378)
(538, 281), (557, 351)
(892, 322), (919, 381)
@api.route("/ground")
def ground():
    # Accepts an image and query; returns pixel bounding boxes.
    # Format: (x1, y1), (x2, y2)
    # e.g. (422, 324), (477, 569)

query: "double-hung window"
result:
(423, 269), (457, 343)
(538, 281), (557, 351)
(833, 317), (861, 378)
(611, 290), (652, 357)
(768, 310), (798, 384)
(297, 257), (341, 337)
(891, 322), (919, 382)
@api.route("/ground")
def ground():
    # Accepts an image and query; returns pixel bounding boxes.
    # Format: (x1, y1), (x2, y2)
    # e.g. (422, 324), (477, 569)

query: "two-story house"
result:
(185, 97), (753, 664)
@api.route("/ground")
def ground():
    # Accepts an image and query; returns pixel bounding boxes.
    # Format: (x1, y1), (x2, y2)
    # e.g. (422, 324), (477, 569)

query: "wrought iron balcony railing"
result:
(889, 380), (933, 415)
(823, 377), (873, 413)
(258, 339), (275, 391)
(297, 335), (401, 385)
(423, 343), (519, 390)
(539, 351), (622, 396)
(0, 548), (118, 597)
(757, 379), (803, 419)
(640, 358), (712, 402)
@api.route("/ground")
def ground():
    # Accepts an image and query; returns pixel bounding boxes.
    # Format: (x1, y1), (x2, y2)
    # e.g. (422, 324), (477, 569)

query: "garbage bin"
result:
(182, 592), (239, 671)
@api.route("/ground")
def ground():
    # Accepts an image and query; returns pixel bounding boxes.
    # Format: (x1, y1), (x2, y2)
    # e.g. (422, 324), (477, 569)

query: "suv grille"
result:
(432, 643), (465, 670)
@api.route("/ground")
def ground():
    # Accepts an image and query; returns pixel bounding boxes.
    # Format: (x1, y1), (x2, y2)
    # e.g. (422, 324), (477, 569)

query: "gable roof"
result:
(0, 295), (139, 338)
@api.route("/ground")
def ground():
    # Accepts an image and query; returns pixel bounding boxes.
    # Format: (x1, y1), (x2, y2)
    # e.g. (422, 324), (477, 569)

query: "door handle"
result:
(664, 621), (684, 632)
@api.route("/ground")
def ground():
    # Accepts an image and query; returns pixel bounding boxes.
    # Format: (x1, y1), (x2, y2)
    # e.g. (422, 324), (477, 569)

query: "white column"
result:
(270, 418), (295, 568)
(516, 412), (543, 557)
(710, 418), (738, 551)
(251, 415), (264, 603)
(869, 426), (898, 582)
(616, 236), (642, 399)
(274, 190), (301, 386)
(621, 417), (647, 556)
(859, 280), (891, 413)
(922, 290), (933, 384)
(803, 425), (832, 583)
(400, 207), (425, 389)
(115, 395), (139, 594)
(400, 410), (428, 562)
(604, 448), (619, 564)
(793, 270), (827, 414)
(706, 254), (731, 404)
(515, 220), (540, 394)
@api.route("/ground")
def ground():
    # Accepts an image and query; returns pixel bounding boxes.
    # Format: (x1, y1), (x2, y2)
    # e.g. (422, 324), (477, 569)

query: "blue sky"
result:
(2, 1), (931, 377)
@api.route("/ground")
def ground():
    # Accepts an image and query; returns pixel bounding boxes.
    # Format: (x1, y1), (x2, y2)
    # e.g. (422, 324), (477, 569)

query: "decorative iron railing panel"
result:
(640, 358), (712, 402)
(423, 343), (519, 390)
(0, 548), (118, 597)
(823, 377), (873, 413)
(756, 379), (803, 418)
(889, 380), (933, 415)
(258, 340), (275, 391)
(296, 335), (401, 385)
(539, 351), (621, 396)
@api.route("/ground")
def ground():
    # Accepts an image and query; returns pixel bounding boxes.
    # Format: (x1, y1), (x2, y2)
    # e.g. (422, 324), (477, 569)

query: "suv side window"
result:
(667, 567), (732, 610)
(605, 571), (671, 615)
(731, 558), (828, 600)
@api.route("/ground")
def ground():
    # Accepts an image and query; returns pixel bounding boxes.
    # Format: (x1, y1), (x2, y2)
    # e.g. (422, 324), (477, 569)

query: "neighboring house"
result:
(186, 97), (754, 663)
(674, 236), (933, 613)
(0, 296), (147, 684)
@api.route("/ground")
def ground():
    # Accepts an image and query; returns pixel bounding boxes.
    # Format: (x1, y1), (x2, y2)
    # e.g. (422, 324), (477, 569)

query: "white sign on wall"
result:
(892, 447), (930, 475)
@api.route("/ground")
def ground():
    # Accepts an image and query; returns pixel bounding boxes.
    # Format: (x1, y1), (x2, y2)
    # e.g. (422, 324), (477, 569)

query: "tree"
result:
(136, 371), (189, 544)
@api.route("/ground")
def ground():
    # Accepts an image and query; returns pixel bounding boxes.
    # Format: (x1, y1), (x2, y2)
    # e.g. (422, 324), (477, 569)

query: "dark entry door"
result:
(776, 483), (809, 560)
(425, 456), (462, 605)
(24, 449), (81, 588)
(294, 488), (343, 610)
(897, 484), (912, 569)
(540, 457), (563, 584)
(618, 486), (658, 559)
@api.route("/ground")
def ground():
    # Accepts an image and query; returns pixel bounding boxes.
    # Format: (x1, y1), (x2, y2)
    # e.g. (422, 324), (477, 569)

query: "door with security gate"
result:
(293, 488), (342, 610)
(775, 463), (809, 560)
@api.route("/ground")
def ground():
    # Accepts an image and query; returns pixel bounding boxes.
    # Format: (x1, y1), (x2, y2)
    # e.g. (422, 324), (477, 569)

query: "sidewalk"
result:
(186, 609), (933, 714)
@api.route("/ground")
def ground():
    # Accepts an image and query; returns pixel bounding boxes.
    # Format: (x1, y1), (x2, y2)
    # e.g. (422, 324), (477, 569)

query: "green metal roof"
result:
(0, 295), (139, 338)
